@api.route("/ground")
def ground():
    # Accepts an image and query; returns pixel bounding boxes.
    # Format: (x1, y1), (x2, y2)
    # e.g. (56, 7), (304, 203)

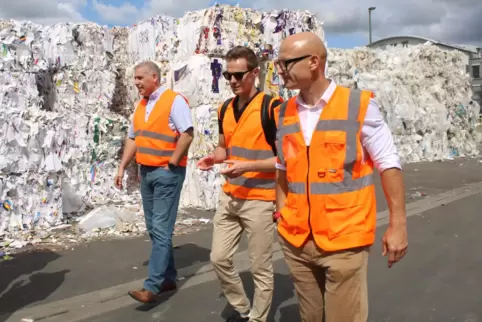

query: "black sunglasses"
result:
(222, 70), (250, 81)
(275, 55), (312, 70)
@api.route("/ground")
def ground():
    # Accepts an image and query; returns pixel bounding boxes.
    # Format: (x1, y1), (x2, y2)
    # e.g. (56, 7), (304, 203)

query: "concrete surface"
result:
(1, 158), (481, 322)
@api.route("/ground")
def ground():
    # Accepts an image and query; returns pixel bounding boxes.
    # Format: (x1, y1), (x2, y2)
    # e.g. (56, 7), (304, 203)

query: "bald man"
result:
(115, 61), (194, 303)
(272, 32), (408, 321)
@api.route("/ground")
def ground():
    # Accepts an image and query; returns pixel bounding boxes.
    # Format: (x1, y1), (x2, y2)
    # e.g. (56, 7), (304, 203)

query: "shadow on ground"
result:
(0, 249), (69, 320)
(142, 242), (211, 269)
(220, 271), (301, 322)
(126, 242), (213, 313)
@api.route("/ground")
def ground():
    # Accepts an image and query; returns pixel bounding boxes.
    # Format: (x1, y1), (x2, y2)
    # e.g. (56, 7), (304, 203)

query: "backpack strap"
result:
(260, 94), (278, 155)
(219, 97), (234, 124)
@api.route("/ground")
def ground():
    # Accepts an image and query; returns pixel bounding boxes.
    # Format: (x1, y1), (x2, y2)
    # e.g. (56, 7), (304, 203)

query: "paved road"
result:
(1, 158), (482, 322)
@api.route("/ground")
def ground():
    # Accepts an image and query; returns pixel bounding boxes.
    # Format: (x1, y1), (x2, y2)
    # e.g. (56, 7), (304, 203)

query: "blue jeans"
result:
(140, 165), (186, 294)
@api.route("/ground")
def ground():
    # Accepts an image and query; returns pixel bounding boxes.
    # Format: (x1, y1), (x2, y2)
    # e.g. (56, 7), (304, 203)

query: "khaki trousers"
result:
(279, 235), (369, 322)
(210, 190), (275, 322)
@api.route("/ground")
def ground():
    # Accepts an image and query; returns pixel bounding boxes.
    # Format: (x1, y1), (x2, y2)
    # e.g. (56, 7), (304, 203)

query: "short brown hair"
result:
(225, 46), (259, 70)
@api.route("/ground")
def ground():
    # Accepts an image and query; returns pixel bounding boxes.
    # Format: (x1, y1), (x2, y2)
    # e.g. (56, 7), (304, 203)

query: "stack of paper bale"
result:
(170, 6), (324, 209)
(0, 20), (132, 239)
(328, 45), (480, 163)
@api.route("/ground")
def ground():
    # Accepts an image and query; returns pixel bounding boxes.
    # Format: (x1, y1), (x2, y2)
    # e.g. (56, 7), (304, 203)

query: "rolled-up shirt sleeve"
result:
(361, 98), (402, 173)
(170, 95), (193, 133)
(128, 120), (135, 139)
(275, 160), (286, 171)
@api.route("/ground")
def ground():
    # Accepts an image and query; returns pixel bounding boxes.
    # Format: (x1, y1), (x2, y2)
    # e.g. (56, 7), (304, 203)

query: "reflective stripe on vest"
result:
(133, 89), (188, 167)
(221, 93), (277, 201)
(227, 146), (276, 190)
(276, 87), (376, 251)
(277, 89), (373, 195)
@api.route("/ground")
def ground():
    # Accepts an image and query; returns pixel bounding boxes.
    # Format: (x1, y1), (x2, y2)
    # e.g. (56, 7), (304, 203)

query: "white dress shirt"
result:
(276, 80), (401, 173)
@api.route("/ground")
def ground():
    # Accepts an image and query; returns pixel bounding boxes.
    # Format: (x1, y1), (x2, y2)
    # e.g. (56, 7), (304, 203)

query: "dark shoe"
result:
(159, 281), (177, 293)
(128, 289), (159, 303)
(226, 311), (250, 322)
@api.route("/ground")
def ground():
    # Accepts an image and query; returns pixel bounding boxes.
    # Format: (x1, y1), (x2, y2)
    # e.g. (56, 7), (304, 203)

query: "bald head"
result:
(275, 32), (327, 91)
(280, 32), (327, 61)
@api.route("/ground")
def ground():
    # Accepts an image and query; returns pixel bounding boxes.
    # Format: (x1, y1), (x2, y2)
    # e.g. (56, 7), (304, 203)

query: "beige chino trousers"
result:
(210, 190), (275, 322)
(279, 235), (370, 322)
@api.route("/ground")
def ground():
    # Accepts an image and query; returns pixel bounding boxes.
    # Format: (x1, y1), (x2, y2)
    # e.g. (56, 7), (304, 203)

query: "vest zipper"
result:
(306, 146), (312, 235)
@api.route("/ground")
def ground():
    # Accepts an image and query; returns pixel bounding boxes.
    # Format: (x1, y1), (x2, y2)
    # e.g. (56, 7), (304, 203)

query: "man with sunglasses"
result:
(273, 32), (408, 321)
(197, 46), (282, 322)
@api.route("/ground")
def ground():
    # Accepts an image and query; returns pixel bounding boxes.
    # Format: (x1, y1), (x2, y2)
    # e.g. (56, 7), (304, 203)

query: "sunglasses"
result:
(274, 55), (312, 70)
(222, 70), (251, 81)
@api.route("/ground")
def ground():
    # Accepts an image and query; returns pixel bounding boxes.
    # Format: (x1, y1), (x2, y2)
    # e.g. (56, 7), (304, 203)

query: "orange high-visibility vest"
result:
(220, 92), (278, 201)
(133, 89), (188, 167)
(275, 86), (376, 251)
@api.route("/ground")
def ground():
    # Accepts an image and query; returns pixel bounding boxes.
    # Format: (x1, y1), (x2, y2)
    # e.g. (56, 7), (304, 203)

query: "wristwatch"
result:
(167, 163), (177, 171)
(272, 211), (282, 223)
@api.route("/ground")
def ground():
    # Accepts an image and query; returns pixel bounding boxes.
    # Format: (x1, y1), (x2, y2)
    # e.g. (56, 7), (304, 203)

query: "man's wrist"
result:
(273, 211), (282, 223)
(389, 213), (407, 227)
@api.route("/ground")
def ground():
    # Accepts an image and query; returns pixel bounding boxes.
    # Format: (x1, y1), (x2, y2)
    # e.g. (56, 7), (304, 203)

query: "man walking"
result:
(273, 32), (408, 322)
(114, 61), (194, 303)
(197, 46), (282, 322)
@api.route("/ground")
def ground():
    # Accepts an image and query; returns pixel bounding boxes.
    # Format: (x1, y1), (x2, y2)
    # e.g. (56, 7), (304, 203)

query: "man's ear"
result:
(253, 67), (261, 77)
(309, 56), (320, 71)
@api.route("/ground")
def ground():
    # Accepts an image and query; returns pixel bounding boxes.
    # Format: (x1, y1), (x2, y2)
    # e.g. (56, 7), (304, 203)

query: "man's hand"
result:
(382, 221), (408, 268)
(220, 160), (250, 178)
(197, 155), (216, 171)
(114, 168), (125, 189)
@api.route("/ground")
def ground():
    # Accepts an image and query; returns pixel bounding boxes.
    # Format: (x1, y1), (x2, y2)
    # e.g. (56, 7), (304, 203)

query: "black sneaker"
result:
(226, 311), (249, 322)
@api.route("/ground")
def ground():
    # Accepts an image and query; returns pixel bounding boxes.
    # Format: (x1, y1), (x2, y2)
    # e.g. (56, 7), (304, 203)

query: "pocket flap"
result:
(324, 193), (358, 209)
(324, 132), (346, 145)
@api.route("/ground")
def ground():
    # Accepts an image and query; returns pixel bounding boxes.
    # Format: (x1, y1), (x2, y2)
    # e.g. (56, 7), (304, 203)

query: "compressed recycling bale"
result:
(175, 5), (324, 59)
(127, 16), (176, 65)
(170, 55), (233, 107)
(0, 20), (132, 241)
(180, 160), (223, 210)
(327, 44), (479, 163)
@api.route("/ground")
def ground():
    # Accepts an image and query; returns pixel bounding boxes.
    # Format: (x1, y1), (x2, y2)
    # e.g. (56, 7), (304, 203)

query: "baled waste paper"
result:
(328, 46), (480, 163)
(0, 4), (479, 252)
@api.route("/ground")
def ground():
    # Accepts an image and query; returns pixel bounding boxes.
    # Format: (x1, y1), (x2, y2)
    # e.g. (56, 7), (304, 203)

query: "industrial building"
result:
(368, 36), (482, 107)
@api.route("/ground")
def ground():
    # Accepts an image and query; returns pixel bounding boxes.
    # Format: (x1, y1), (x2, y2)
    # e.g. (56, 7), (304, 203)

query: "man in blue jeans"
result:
(115, 61), (193, 303)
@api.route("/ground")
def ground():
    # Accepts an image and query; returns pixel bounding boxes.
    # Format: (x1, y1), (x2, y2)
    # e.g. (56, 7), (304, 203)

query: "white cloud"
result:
(2, 0), (481, 47)
(0, 0), (87, 25)
(91, 0), (482, 46)
(92, 0), (140, 25)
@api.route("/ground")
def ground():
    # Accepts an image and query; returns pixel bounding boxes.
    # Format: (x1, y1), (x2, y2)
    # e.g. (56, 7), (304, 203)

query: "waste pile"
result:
(0, 5), (324, 252)
(328, 46), (480, 163)
(0, 5), (479, 253)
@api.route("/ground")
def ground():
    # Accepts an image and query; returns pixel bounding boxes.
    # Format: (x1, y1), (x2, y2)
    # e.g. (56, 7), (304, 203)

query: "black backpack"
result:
(219, 94), (278, 155)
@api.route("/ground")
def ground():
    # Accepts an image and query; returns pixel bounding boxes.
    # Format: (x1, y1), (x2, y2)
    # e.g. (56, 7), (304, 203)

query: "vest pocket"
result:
(324, 194), (366, 240)
(323, 132), (346, 171)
